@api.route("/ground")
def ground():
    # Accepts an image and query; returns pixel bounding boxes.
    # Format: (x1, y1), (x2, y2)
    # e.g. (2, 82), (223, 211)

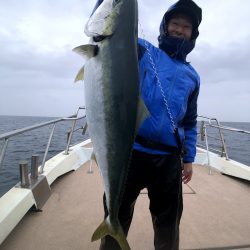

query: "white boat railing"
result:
(197, 115), (250, 171)
(0, 107), (86, 174)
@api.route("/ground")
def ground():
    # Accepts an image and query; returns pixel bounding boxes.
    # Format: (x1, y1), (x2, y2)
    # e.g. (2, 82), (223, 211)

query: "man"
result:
(100, 0), (202, 249)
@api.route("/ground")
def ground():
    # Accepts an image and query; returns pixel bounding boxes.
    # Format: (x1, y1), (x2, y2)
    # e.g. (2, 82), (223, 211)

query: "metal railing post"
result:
(65, 115), (77, 155)
(65, 107), (86, 155)
(88, 159), (94, 174)
(40, 124), (56, 174)
(19, 160), (30, 188)
(31, 155), (39, 179)
(65, 118), (77, 155)
(215, 119), (229, 160)
(0, 138), (9, 169)
(200, 121), (205, 141)
(204, 126), (212, 175)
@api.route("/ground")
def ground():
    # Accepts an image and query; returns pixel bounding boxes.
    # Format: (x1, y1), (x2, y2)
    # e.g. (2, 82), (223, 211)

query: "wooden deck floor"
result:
(1, 162), (250, 250)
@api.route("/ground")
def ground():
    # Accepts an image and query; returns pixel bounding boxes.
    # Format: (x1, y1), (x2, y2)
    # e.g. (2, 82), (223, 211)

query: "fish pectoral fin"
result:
(135, 96), (150, 134)
(85, 1), (122, 37)
(73, 44), (99, 83)
(74, 65), (85, 83)
(91, 217), (131, 250)
(73, 44), (99, 60)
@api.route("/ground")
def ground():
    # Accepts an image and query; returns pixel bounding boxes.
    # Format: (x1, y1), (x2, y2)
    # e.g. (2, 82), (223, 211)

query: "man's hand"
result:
(182, 163), (193, 184)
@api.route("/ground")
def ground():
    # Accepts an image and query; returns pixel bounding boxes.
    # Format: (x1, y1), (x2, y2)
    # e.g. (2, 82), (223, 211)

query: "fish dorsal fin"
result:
(85, 0), (122, 37)
(135, 96), (149, 134)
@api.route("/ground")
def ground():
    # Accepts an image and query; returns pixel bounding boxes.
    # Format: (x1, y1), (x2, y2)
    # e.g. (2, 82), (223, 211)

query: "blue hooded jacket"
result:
(133, 0), (202, 163)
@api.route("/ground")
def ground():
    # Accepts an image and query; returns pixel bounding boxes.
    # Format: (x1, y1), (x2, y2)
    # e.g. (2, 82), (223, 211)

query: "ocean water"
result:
(197, 121), (250, 166)
(0, 115), (89, 197)
(0, 116), (249, 197)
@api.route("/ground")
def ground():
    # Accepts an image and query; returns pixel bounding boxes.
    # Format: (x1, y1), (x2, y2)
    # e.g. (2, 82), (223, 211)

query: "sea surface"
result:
(0, 115), (89, 197)
(0, 116), (249, 197)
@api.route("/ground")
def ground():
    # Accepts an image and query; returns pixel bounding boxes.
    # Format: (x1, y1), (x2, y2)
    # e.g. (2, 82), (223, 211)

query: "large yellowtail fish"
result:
(73, 0), (148, 249)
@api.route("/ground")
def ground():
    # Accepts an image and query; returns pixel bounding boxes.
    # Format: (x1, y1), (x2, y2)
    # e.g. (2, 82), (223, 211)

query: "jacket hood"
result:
(158, 0), (202, 60)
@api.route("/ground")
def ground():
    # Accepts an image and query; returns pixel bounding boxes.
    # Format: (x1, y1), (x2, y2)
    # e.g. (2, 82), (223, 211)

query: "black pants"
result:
(100, 150), (183, 250)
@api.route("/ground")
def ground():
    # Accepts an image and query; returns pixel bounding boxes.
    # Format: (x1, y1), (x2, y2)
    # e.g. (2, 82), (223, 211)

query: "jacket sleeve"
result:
(182, 84), (200, 163)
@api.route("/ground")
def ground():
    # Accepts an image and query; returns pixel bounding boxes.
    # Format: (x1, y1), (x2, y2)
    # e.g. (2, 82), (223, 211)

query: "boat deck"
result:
(1, 161), (250, 250)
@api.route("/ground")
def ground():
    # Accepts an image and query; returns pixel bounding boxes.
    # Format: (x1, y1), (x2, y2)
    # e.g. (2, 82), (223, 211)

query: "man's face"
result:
(166, 14), (193, 40)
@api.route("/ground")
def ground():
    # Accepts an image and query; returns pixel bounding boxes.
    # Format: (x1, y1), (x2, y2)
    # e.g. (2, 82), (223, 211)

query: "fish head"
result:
(84, 0), (133, 39)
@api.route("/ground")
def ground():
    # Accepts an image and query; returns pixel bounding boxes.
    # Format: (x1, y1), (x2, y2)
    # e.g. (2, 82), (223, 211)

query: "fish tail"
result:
(91, 217), (130, 250)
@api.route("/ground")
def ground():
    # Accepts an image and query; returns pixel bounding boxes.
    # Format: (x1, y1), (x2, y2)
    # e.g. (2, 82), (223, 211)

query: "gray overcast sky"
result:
(0, 0), (250, 122)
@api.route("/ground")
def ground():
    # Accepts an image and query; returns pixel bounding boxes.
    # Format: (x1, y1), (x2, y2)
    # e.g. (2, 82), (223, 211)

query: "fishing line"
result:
(138, 20), (177, 132)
